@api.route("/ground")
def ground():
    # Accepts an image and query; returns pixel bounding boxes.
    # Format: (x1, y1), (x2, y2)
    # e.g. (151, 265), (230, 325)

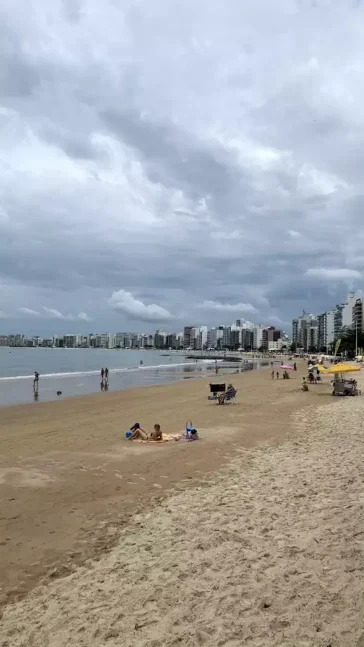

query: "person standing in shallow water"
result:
(104, 367), (109, 384)
(101, 368), (105, 385)
(33, 371), (39, 392)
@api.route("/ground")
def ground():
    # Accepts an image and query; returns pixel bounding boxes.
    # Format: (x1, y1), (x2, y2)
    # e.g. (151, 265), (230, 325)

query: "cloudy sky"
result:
(1, 0), (364, 334)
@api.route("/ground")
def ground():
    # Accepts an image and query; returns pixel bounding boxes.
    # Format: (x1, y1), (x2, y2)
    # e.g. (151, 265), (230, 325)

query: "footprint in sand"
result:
(0, 468), (55, 488)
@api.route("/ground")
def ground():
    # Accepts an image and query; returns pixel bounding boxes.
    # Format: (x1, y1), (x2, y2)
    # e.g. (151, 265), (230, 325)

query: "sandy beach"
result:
(1, 364), (363, 645)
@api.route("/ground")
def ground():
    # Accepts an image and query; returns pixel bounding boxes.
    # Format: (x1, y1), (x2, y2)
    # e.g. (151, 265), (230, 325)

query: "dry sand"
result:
(1, 364), (364, 645)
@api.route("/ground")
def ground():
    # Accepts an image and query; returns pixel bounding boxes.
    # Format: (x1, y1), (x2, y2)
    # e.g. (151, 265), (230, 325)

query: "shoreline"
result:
(0, 363), (242, 413)
(0, 356), (261, 409)
(0, 361), (331, 610)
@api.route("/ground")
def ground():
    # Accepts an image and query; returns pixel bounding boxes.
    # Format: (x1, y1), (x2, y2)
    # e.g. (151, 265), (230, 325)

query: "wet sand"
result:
(2, 364), (363, 645)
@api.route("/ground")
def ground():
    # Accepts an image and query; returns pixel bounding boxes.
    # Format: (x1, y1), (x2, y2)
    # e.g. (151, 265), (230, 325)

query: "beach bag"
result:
(125, 431), (133, 439)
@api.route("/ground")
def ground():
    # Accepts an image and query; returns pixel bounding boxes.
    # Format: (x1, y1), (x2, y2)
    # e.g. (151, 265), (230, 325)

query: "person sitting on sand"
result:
(129, 422), (148, 440)
(175, 428), (199, 442)
(302, 377), (309, 392)
(150, 423), (163, 441)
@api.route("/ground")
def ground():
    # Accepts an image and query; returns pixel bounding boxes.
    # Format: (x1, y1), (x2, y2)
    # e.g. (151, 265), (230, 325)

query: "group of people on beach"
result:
(33, 371), (39, 392)
(100, 367), (109, 390)
(127, 422), (199, 443)
(128, 422), (163, 441)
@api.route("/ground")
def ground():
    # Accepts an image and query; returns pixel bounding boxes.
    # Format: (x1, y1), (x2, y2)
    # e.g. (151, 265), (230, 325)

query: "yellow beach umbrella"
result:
(324, 363), (360, 374)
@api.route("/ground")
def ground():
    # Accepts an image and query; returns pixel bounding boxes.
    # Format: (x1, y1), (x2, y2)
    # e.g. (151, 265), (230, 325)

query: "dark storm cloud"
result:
(1, 0), (364, 332)
(101, 109), (245, 200)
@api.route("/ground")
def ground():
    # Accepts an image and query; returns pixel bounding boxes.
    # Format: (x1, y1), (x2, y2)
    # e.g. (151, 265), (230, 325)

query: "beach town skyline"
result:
(2, 1), (364, 644)
(2, 287), (364, 354)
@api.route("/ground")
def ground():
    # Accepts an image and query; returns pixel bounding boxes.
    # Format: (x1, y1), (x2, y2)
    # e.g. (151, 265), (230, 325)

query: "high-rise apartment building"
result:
(353, 298), (364, 332)
(342, 292), (356, 329)
(252, 325), (265, 350)
(291, 313), (317, 351)
(207, 328), (217, 349)
(241, 329), (254, 349)
(183, 326), (193, 349)
(154, 330), (167, 349)
(222, 327), (231, 348)
(166, 333), (177, 349)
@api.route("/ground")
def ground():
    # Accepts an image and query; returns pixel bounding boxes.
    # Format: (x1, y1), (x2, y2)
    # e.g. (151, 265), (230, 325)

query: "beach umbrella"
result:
(324, 363), (360, 374)
(280, 364), (294, 370)
(311, 364), (329, 372)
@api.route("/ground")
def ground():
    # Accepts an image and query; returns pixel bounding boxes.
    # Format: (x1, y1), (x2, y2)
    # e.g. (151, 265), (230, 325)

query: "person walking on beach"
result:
(104, 367), (109, 384)
(294, 362), (297, 371)
(101, 368), (105, 384)
(276, 371), (279, 379)
(271, 370), (275, 379)
(33, 371), (39, 392)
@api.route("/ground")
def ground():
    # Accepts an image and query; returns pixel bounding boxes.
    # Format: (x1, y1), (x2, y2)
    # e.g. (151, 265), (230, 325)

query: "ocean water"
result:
(0, 347), (249, 407)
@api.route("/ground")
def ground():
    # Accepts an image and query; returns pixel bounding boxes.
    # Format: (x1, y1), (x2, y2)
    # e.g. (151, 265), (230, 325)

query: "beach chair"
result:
(208, 383), (226, 401)
(224, 388), (237, 403)
(216, 388), (238, 404)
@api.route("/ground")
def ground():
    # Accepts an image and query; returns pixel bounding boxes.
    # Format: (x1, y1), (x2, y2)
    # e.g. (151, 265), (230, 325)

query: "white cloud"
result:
(288, 230), (301, 239)
(43, 307), (66, 320)
(17, 306), (92, 321)
(305, 268), (361, 280)
(77, 312), (92, 322)
(18, 307), (40, 317)
(108, 290), (174, 323)
(199, 300), (258, 313)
